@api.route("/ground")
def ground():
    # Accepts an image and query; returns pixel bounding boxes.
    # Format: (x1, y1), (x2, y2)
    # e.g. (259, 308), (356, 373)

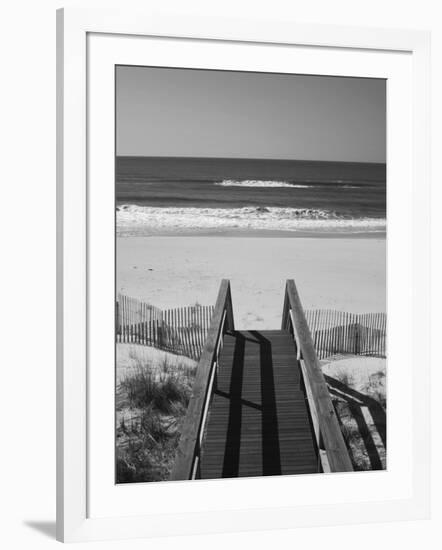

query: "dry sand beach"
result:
(117, 235), (386, 330)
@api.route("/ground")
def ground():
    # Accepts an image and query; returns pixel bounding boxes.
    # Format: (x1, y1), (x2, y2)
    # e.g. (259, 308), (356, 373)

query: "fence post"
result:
(355, 322), (359, 355)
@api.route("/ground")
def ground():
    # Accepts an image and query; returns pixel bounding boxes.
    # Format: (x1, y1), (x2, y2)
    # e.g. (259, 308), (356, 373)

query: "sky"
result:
(116, 66), (386, 163)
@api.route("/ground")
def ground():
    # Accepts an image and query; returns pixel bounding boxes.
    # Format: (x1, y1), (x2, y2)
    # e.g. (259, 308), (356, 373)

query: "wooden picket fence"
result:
(116, 294), (214, 360)
(116, 295), (386, 361)
(305, 310), (386, 359)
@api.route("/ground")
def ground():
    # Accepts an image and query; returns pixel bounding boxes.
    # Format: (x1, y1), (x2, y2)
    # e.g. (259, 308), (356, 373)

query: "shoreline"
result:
(117, 228), (387, 239)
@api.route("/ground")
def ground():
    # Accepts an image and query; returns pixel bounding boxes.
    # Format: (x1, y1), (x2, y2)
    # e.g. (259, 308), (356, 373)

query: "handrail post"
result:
(281, 283), (290, 331)
(225, 282), (235, 332)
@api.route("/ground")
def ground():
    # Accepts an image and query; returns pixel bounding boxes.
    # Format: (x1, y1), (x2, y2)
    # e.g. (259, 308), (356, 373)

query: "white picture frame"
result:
(57, 7), (431, 543)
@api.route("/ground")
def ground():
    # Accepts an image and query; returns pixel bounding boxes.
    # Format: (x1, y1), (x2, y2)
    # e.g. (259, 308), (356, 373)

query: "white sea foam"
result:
(116, 205), (386, 236)
(214, 179), (311, 188)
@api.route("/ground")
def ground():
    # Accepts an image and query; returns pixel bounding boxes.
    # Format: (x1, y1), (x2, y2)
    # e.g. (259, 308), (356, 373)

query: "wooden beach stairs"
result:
(171, 280), (353, 480)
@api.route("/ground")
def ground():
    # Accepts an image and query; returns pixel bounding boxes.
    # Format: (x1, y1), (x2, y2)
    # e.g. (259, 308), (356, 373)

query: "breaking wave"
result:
(214, 180), (311, 188)
(213, 179), (365, 189)
(116, 205), (386, 236)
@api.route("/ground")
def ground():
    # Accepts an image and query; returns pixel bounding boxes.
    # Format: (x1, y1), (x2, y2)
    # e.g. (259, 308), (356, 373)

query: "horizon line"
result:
(115, 155), (386, 166)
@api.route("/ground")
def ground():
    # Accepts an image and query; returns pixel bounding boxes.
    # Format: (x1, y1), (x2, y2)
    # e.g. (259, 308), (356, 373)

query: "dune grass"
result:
(116, 352), (196, 483)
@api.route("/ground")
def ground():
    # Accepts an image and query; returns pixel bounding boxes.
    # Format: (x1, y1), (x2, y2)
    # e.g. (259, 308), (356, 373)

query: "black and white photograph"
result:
(1, 0), (436, 545)
(115, 66), (387, 483)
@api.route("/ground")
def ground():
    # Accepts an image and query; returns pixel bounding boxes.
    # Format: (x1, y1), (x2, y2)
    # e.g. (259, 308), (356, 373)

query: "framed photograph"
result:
(57, 7), (431, 542)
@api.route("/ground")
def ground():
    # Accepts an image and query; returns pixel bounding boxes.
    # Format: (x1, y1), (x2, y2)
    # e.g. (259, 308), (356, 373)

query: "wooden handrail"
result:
(170, 279), (234, 480)
(282, 280), (353, 473)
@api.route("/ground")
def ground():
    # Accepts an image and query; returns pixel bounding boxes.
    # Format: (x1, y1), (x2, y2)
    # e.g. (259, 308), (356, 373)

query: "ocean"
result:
(116, 157), (386, 237)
